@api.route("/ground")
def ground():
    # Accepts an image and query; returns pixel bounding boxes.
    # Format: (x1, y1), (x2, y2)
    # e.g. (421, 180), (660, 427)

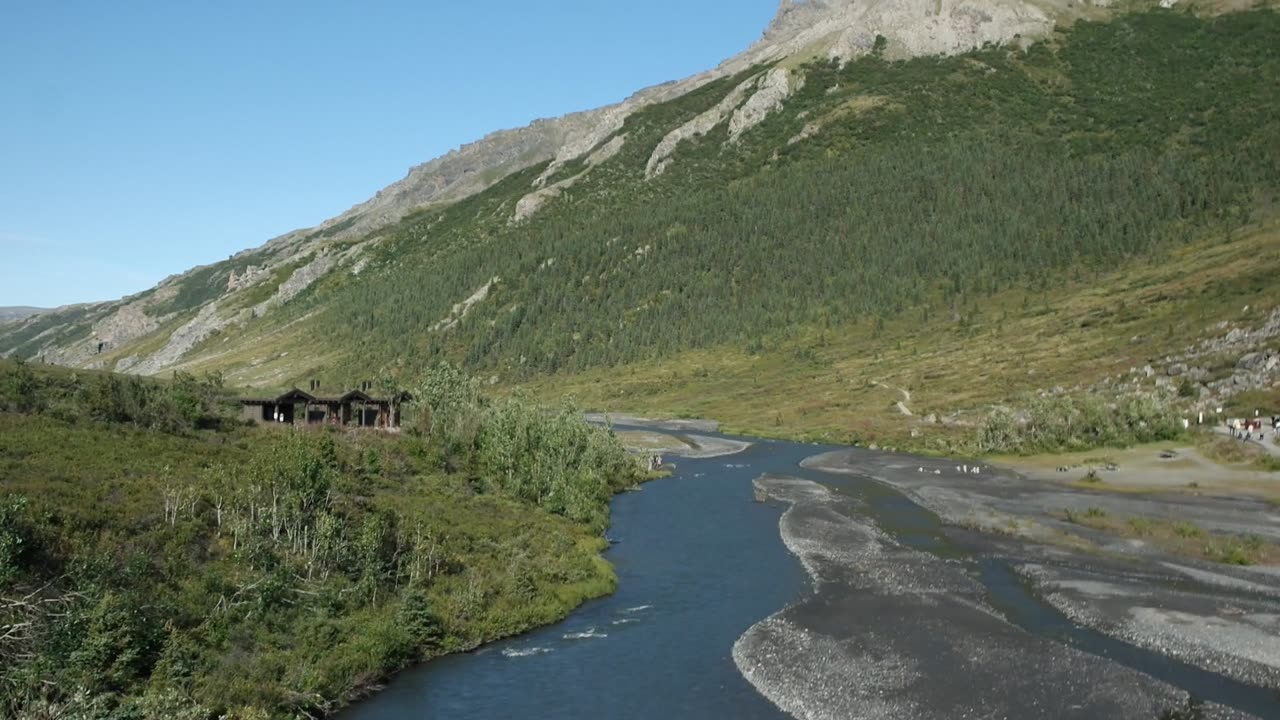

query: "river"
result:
(341, 432), (1280, 720)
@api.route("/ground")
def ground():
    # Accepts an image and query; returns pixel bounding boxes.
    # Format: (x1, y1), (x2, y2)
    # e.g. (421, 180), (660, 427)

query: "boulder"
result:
(1237, 352), (1265, 370)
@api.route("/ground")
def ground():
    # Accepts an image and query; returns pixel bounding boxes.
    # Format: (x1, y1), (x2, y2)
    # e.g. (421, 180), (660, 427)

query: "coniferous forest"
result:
(275, 9), (1280, 382)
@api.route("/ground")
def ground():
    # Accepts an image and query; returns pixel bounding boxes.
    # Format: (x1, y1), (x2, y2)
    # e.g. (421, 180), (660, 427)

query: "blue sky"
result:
(0, 1), (777, 307)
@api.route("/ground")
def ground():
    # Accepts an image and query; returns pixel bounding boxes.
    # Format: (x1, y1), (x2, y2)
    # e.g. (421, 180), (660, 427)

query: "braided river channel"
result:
(341, 430), (1279, 720)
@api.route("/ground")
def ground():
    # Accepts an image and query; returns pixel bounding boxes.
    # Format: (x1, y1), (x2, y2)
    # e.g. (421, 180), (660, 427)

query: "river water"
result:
(341, 437), (822, 720)
(341, 433), (1278, 720)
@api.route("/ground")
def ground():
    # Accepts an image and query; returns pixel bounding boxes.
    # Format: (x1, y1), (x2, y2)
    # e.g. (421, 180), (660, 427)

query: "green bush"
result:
(411, 362), (643, 529)
(0, 360), (37, 413)
(0, 360), (232, 435)
(979, 392), (1184, 454)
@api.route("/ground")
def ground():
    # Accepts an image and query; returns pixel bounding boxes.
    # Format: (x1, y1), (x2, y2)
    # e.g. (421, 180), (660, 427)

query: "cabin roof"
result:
(238, 388), (405, 406)
(276, 388), (317, 404)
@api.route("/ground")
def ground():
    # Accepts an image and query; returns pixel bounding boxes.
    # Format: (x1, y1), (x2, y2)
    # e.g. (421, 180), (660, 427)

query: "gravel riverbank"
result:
(734, 475), (1251, 719)
(802, 447), (1280, 700)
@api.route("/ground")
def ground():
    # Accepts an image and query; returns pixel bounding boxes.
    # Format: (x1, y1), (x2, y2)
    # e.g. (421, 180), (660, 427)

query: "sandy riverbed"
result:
(613, 429), (753, 459)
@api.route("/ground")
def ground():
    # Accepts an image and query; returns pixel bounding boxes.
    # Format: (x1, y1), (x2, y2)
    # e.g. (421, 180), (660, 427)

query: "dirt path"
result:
(1213, 424), (1280, 457)
(874, 381), (914, 416)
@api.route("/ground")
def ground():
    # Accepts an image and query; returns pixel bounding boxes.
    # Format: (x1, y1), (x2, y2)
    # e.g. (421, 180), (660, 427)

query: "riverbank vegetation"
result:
(978, 393), (1185, 455)
(0, 360), (641, 719)
(1058, 508), (1279, 566)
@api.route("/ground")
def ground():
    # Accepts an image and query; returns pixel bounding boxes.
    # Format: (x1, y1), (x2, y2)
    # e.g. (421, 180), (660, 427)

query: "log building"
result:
(239, 389), (408, 429)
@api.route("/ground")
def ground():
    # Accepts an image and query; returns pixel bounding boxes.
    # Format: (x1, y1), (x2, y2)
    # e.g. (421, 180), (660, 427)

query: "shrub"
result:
(979, 392), (1184, 454)
(412, 362), (642, 529)
(1172, 521), (1204, 538)
(0, 360), (38, 413)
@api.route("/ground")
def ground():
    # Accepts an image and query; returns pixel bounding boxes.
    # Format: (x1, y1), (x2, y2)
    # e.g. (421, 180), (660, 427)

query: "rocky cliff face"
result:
(755, 0), (1063, 60)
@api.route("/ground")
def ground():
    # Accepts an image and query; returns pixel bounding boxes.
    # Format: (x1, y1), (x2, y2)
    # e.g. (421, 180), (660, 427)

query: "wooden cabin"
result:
(240, 389), (409, 429)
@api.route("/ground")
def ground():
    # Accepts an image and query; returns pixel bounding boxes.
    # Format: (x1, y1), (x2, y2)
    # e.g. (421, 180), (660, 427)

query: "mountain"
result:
(3, 1), (1278, 444)
(0, 307), (46, 325)
(316, 0), (1079, 243)
(0, 0), (1086, 372)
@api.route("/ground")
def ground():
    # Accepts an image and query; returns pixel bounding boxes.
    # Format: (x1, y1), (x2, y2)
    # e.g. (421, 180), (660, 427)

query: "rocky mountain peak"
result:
(753, 0), (1063, 61)
(765, 0), (840, 41)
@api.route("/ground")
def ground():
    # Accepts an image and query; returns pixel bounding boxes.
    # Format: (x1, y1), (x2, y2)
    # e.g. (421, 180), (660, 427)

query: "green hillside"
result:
(4, 7), (1279, 441)
(529, 218), (1280, 449)
(211, 10), (1277, 381)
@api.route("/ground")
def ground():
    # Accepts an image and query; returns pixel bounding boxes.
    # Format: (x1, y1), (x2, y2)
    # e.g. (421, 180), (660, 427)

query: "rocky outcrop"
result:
(226, 265), (269, 292)
(1166, 307), (1280, 406)
(586, 134), (627, 168)
(118, 303), (225, 376)
(757, 0), (1058, 62)
(646, 77), (759, 179)
(433, 278), (500, 332)
(264, 255), (334, 309)
(1080, 307), (1280, 412)
(91, 302), (162, 351)
(513, 134), (629, 223)
(112, 253), (341, 374)
(514, 182), (571, 224)
(729, 67), (803, 142)
(1186, 308), (1280, 362)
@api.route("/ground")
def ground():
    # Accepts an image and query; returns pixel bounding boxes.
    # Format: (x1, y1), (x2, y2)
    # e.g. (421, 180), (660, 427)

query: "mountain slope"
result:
(3, 3), (1278, 439)
(0, 0), (1083, 371)
(0, 308), (45, 325)
(531, 218), (1280, 448)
